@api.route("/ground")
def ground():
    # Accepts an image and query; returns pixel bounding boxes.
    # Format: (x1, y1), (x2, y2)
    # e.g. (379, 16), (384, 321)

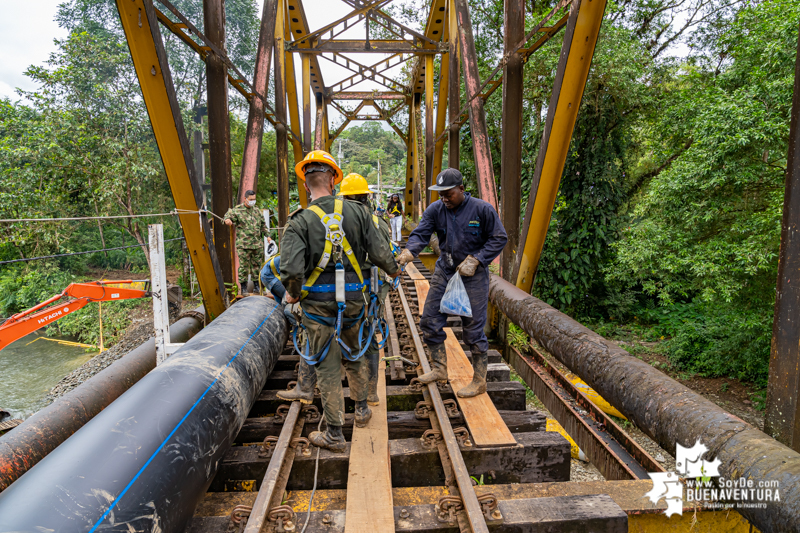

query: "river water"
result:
(0, 333), (96, 419)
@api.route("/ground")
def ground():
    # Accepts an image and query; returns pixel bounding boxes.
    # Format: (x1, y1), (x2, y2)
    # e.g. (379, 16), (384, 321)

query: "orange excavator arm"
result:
(0, 281), (150, 352)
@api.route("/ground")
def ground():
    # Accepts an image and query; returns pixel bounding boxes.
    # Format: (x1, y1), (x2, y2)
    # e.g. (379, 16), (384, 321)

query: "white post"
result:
(263, 209), (271, 260)
(150, 224), (169, 365)
(150, 224), (182, 365)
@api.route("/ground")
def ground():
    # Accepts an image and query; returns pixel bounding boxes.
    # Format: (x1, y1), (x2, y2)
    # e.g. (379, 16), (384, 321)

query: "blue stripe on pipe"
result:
(88, 304), (278, 532)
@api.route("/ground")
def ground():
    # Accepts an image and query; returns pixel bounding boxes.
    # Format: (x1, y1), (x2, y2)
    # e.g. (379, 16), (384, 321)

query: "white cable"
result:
(301, 418), (323, 533)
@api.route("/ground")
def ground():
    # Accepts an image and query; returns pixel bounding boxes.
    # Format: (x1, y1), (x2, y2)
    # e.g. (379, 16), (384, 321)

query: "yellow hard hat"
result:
(339, 173), (371, 196)
(294, 150), (343, 184)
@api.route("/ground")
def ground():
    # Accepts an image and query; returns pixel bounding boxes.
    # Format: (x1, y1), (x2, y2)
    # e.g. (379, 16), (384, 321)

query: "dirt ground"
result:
(84, 265), (183, 285)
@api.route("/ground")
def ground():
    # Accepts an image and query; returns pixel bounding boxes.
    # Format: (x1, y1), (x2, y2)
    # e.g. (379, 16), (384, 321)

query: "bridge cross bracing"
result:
(115, 0), (605, 318)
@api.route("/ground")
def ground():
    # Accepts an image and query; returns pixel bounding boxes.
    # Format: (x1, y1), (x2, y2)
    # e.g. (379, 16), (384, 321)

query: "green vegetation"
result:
(1, 0), (798, 391)
(392, 0), (798, 388)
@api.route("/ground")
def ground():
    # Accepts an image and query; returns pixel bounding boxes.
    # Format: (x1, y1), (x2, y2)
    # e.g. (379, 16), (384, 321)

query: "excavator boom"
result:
(0, 281), (150, 352)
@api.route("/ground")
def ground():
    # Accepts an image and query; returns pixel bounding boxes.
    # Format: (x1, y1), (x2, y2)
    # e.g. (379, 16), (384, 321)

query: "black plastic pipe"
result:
(0, 308), (205, 491)
(489, 275), (800, 533)
(0, 296), (287, 532)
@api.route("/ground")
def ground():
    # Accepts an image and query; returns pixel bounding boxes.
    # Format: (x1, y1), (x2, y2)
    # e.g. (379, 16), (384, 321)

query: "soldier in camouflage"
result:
(223, 189), (271, 296)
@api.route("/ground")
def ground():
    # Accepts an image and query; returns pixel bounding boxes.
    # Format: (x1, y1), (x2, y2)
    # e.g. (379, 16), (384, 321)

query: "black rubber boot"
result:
(457, 350), (488, 398)
(309, 423), (346, 453)
(239, 281), (249, 297)
(354, 399), (373, 428)
(367, 352), (380, 406)
(277, 359), (317, 404)
(418, 343), (448, 384)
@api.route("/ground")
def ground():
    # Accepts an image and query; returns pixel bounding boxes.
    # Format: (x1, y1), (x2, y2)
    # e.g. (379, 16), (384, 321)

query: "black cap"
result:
(430, 168), (463, 191)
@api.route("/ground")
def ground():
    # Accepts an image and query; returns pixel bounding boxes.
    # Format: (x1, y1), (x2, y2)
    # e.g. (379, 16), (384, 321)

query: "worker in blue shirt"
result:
(396, 168), (508, 397)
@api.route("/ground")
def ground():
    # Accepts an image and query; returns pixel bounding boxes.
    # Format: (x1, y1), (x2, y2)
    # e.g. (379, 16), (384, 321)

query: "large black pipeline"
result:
(0, 309), (205, 491)
(0, 296), (287, 532)
(489, 275), (800, 532)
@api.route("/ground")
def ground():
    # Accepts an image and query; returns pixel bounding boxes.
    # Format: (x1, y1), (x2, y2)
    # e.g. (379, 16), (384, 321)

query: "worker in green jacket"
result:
(339, 173), (395, 406)
(223, 189), (271, 296)
(280, 151), (400, 452)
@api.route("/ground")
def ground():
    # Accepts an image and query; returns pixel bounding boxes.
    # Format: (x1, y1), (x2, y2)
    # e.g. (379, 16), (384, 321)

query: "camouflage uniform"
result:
(281, 196), (398, 427)
(223, 203), (269, 286)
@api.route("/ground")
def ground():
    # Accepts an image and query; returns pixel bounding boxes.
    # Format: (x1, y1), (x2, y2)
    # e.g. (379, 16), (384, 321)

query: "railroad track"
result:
(184, 260), (626, 532)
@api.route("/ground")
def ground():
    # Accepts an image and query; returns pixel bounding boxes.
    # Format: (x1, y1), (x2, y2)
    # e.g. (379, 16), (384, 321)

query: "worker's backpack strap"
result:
(303, 200), (364, 301)
(301, 204), (335, 299)
(269, 257), (281, 280)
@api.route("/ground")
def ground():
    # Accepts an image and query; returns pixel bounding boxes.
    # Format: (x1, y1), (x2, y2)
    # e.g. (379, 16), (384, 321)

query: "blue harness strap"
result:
(294, 304), (366, 365)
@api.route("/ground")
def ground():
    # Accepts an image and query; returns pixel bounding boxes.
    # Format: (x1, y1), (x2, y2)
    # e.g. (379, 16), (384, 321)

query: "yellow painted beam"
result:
(429, 15), (450, 204)
(116, 0), (226, 319)
(283, 4), (306, 209)
(424, 54), (435, 207)
(405, 102), (415, 221)
(515, 0), (607, 292)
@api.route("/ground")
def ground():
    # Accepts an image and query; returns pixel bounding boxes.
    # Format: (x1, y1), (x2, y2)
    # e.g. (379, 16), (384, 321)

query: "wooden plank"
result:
(407, 261), (516, 447)
(444, 329), (517, 447)
(344, 350), (395, 532)
(404, 262), (427, 280)
(413, 280), (429, 315)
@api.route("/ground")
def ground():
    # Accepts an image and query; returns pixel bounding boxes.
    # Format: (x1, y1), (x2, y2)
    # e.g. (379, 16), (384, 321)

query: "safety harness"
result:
(292, 199), (380, 366)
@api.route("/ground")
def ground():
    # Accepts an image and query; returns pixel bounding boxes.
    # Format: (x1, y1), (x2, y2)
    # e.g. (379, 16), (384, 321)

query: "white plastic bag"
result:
(440, 272), (472, 317)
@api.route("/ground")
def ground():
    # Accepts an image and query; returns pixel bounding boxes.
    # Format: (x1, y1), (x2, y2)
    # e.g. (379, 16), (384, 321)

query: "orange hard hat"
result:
(294, 150), (343, 184)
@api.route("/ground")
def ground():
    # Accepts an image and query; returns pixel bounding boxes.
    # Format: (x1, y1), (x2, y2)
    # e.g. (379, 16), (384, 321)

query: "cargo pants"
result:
(419, 266), (490, 353)
(301, 299), (370, 427)
(238, 248), (262, 286)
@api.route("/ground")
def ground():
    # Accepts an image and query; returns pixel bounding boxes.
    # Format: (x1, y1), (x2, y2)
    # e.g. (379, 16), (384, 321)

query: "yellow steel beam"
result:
(411, 0), (447, 93)
(429, 14), (450, 203)
(286, 0), (326, 92)
(283, 5), (307, 209)
(424, 54), (435, 206)
(323, 106), (332, 153)
(302, 53), (312, 153)
(410, 97), (422, 220)
(116, 0), (226, 319)
(514, 0), (607, 292)
(405, 102), (415, 219)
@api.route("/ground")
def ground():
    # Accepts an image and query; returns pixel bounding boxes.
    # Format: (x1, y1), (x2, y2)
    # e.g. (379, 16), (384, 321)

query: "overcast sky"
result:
(0, 0), (68, 100)
(0, 0), (407, 102)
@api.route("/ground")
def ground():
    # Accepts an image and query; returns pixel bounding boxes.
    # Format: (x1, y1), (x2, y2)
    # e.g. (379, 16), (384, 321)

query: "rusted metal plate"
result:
(507, 345), (662, 480)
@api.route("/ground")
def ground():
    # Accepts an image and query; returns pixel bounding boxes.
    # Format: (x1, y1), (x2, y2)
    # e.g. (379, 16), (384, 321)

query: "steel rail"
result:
(508, 345), (664, 480)
(431, 0), (573, 147)
(384, 303), (406, 381)
(396, 283), (489, 533)
(243, 402), (302, 533)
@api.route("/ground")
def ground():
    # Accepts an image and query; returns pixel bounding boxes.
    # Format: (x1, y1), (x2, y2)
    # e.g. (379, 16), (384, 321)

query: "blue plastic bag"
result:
(440, 272), (472, 317)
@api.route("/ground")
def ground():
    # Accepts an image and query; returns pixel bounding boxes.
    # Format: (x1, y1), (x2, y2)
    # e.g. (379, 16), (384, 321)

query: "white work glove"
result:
(457, 255), (480, 277)
(397, 248), (415, 267)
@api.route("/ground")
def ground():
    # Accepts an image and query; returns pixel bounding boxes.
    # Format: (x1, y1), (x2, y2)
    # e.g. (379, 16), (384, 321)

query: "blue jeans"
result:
(419, 267), (489, 353)
(259, 264), (286, 301)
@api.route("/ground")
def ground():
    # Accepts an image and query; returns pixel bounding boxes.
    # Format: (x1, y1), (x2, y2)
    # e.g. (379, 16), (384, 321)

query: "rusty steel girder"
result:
(488, 275), (800, 533)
